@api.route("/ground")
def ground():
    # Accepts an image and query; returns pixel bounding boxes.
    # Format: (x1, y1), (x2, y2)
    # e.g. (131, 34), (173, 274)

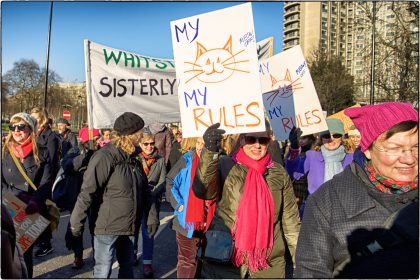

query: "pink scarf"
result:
(231, 147), (274, 272)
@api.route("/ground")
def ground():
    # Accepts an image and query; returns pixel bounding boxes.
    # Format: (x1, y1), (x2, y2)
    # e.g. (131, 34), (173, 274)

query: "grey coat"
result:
(295, 161), (418, 278)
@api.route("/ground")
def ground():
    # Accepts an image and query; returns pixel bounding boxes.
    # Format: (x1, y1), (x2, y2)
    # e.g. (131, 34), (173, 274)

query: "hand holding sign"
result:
(203, 123), (226, 152)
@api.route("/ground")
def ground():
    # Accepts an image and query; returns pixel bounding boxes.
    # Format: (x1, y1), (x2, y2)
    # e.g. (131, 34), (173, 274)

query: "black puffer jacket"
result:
(70, 143), (158, 236)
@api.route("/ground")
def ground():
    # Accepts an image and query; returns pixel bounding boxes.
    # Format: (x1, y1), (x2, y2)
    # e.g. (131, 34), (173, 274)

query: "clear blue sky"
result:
(2, 1), (284, 83)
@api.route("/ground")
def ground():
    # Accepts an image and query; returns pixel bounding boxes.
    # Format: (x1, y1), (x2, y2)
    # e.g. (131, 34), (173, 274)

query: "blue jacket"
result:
(169, 150), (195, 238)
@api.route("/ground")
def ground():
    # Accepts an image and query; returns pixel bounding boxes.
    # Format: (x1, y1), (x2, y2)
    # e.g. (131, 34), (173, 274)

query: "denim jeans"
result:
(134, 216), (154, 264)
(93, 235), (134, 278)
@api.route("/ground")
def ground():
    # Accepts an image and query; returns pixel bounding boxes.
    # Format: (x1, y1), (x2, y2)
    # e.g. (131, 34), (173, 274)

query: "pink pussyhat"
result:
(344, 102), (418, 152)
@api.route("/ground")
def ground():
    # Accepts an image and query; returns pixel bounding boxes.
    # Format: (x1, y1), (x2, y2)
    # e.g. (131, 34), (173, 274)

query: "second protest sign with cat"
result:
(171, 3), (266, 137)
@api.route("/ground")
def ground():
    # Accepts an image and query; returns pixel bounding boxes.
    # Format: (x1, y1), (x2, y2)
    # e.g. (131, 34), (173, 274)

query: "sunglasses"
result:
(9, 124), (29, 132)
(244, 136), (271, 145)
(142, 142), (155, 146)
(321, 133), (342, 139)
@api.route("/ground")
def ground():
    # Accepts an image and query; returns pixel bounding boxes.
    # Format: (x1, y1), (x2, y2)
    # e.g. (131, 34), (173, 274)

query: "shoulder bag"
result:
(199, 229), (234, 263)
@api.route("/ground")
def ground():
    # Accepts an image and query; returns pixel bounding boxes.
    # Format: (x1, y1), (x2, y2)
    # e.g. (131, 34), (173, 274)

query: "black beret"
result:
(113, 112), (145, 135)
(56, 118), (70, 126)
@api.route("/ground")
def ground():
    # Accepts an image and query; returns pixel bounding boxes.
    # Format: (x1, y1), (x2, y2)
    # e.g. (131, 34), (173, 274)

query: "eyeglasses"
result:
(373, 144), (419, 157)
(244, 136), (271, 145)
(142, 142), (155, 146)
(321, 133), (342, 139)
(9, 124), (28, 132)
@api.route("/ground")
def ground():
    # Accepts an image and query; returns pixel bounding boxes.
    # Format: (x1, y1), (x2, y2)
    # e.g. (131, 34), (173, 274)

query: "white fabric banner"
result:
(84, 40), (180, 129)
(170, 3), (265, 137)
(259, 45), (328, 140)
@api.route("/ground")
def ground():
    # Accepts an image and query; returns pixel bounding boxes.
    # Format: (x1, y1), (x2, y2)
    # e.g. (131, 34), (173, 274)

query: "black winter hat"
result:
(113, 112), (145, 135)
(56, 117), (70, 126)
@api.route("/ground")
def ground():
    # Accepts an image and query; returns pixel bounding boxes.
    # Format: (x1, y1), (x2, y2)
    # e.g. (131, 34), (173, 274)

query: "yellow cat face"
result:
(184, 35), (249, 84)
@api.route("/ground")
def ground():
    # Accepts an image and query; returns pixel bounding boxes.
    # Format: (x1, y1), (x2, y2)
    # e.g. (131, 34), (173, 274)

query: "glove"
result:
(288, 127), (302, 149)
(203, 123), (226, 152)
(65, 229), (76, 250)
(147, 224), (159, 238)
(25, 200), (39, 214)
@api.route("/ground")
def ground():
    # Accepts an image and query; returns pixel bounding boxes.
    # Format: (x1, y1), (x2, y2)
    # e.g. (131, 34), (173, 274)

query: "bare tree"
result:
(309, 49), (355, 114)
(3, 59), (61, 113)
(355, 2), (418, 103)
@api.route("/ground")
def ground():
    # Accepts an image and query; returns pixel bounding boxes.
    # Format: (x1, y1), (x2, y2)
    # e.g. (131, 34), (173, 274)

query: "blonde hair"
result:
(181, 137), (200, 154)
(140, 133), (155, 144)
(221, 134), (240, 156)
(111, 131), (136, 155)
(30, 107), (49, 129)
(2, 116), (40, 166)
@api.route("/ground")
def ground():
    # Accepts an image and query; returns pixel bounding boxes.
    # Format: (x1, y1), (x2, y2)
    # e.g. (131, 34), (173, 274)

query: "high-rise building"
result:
(283, 2), (419, 104)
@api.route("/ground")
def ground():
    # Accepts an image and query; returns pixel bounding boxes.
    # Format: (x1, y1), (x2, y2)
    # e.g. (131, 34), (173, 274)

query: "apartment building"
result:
(283, 1), (419, 104)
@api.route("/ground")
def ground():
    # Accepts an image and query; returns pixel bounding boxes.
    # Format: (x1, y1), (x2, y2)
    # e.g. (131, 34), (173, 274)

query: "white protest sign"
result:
(3, 192), (50, 253)
(171, 3), (265, 137)
(84, 40), (180, 128)
(259, 45), (328, 140)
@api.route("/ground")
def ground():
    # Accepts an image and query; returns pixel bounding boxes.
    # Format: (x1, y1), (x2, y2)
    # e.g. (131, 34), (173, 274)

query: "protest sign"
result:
(259, 45), (328, 140)
(257, 37), (274, 61)
(171, 3), (265, 137)
(2, 192), (50, 253)
(84, 40), (180, 128)
(328, 104), (361, 133)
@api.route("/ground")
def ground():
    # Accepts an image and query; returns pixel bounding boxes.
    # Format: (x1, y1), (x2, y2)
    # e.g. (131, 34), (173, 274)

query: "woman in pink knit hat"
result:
(295, 102), (418, 278)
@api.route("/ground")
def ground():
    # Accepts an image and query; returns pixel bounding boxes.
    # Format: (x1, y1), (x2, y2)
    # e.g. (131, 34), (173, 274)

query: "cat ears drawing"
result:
(184, 35), (250, 84)
(266, 69), (303, 106)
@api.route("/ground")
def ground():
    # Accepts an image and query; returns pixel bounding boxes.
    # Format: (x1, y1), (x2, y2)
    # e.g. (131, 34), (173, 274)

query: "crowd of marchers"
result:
(1, 101), (418, 279)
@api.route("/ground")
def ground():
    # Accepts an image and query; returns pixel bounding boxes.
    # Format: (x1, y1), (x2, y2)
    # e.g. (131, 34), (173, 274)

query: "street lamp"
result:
(369, 1), (376, 104)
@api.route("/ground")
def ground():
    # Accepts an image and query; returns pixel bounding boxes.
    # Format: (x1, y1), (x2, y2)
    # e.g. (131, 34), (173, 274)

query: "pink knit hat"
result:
(344, 102), (418, 152)
(79, 128), (101, 144)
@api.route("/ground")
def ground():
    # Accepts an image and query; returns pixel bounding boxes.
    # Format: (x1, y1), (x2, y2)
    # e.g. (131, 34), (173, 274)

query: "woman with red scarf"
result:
(1, 112), (54, 278)
(295, 102), (419, 278)
(166, 136), (217, 278)
(133, 133), (166, 278)
(191, 123), (301, 278)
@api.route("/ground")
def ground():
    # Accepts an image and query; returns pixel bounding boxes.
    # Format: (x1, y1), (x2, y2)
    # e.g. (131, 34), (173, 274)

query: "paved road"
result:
(33, 202), (177, 279)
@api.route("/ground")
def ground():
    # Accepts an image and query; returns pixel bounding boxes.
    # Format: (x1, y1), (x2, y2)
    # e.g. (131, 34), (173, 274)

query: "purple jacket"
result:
(286, 150), (353, 194)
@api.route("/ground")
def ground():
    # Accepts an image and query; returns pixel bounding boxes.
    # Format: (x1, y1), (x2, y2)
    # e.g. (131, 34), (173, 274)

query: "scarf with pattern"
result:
(365, 160), (418, 194)
(140, 150), (157, 176)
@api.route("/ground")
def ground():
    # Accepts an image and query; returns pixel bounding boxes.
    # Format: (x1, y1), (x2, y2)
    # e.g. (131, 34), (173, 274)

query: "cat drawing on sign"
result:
(266, 69), (302, 106)
(184, 35), (250, 84)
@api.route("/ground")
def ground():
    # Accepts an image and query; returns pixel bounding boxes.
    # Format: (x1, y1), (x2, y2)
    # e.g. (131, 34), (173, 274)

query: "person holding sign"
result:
(192, 123), (300, 278)
(286, 119), (353, 199)
(69, 112), (158, 278)
(295, 102), (418, 278)
(2, 112), (54, 278)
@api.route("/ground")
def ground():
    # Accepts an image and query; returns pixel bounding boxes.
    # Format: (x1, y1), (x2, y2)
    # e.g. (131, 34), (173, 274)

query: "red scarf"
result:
(365, 160), (418, 194)
(231, 147), (274, 273)
(140, 151), (157, 176)
(9, 137), (33, 163)
(185, 153), (216, 232)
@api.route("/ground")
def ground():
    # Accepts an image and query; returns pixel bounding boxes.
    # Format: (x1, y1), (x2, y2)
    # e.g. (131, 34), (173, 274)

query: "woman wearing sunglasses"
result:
(295, 102), (418, 278)
(133, 133), (166, 278)
(2, 112), (54, 278)
(287, 118), (353, 200)
(191, 123), (300, 278)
